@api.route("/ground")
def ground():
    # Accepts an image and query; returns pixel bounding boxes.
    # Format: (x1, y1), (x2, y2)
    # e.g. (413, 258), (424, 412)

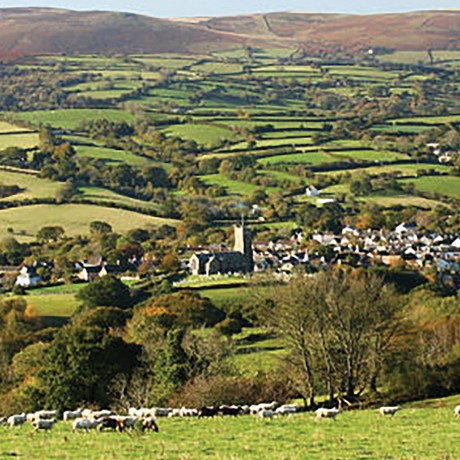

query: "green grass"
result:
(79, 186), (159, 212)
(0, 169), (61, 201)
(74, 145), (152, 166)
(0, 204), (178, 238)
(201, 174), (279, 196)
(26, 293), (79, 318)
(0, 132), (39, 150)
(320, 163), (450, 178)
(258, 151), (339, 166)
(163, 124), (237, 148)
(403, 175), (460, 199)
(1, 401), (460, 458)
(12, 109), (135, 130)
(0, 121), (32, 133)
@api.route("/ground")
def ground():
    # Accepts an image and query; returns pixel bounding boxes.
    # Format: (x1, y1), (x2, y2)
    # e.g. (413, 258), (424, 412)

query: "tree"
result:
(264, 270), (403, 405)
(89, 221), (113, 236)
(39, 323), (140, 410)
(76, 275), (133, 309)
(36, 226), (65, 243)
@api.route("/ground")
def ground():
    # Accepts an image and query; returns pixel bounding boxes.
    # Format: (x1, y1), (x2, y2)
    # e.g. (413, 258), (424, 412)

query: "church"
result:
(189, 224), (254, 276)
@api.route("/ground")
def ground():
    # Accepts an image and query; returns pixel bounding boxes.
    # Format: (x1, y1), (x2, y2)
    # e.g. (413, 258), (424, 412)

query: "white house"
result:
(306, 186), (319, 197)
(15, 266), (41, 287)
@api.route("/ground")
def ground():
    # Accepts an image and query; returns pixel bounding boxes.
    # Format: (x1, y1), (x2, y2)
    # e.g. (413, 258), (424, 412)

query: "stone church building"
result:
(189, 224), (254, 275)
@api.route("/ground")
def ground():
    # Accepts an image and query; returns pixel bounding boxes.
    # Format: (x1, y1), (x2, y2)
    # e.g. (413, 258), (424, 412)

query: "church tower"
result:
(234, 223), (253, 272)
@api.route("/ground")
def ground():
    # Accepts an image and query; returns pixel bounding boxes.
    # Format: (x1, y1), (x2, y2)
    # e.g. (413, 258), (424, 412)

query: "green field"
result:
(0, 132), (39, 149)
(12, 109), (135, 130)
(0, 169), (60, 201)
(163, 124), (238, 148)
(26, 293), (80, 318)
(0, 121), (32, 133)
(404, 175), (460, 199)
(0, 204), (178, 238)
(1, 399), (460, 459)
(74, 145), (152, 166)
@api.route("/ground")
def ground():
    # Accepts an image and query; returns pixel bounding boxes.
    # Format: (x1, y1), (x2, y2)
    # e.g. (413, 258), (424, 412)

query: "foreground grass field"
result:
(1, 401), (460, 459)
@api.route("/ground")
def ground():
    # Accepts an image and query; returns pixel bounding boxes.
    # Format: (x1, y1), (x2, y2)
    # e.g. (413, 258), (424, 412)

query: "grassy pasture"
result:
(259, 151), (340, 166)
(26, 293), (79, 318)
(0, 204), (178, 238)
(74, 145), (152, 166)
(390, 114), (460, 125)
(0, 121), (32, 134)
(0, 132), (39, 150)
(12, 109), (135, 130)
(329, 149), (408, 162)
(1, 401), (460, 459)
(201, 174), (280, 196)
(403, 175), (460, 199)
(163, 124), (237, 148)
(0, 169), (60, 201)
(79, 186), (159, 212)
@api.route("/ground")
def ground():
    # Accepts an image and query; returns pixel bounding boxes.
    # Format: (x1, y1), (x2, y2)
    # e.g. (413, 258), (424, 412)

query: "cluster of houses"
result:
(3, 221), (460, 289)
(188, 222), (460, 285)
(0, 257), (129, 288)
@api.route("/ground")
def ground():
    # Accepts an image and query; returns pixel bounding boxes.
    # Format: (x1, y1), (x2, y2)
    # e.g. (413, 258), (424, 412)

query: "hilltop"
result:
(0, 8), (459, 56)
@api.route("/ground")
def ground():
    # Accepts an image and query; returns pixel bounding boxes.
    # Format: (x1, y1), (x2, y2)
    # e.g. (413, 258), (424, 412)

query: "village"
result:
(2, 220), (460, 290)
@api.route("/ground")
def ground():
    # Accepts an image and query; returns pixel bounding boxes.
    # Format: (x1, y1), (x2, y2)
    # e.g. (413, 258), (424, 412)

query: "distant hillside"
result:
(0, 8), (261, 55)
(0, 8), (459, 56)
(198, 11), (460, 51)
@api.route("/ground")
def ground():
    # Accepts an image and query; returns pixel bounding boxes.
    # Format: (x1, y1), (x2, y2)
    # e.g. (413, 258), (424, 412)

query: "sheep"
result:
(315, 407), (340, 420)
(250, 402), (278, 415)
(114, 416), (138, 431)
(33, 419), (57, 432)
(98, 417), (121, 432)
(72, 417), (100, 433)
(35, 410), (57, 420)
(26, 413), (39, 423)
(153, 408), (171, 417)
(179, 407), (198, 417)
(7, 413), (26, 427)
(379, 406), (401, 417)
(142, 417), (159, 432)
(454, 405), (460, 418)
(168, 408), (181, 418)
(63, 409), (82, 421)
(275, 404), (300, 416)
(91, 410), (112, 419)
(257, 409), (275, 420)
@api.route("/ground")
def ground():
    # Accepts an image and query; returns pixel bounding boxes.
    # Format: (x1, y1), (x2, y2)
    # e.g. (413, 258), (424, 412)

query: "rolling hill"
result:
(0, 8), (459, 57)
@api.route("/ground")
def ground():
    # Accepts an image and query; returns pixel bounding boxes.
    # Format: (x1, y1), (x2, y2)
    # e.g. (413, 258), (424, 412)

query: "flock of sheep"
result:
(1, 403), (459, 433)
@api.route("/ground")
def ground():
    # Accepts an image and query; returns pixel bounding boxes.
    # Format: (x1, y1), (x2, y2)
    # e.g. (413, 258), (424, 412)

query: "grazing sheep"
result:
(258, 409), (275, 420)
(26, 413), (39, 423)
(33, 419), (57, 432)
(315, 408), (340, 420)
(98, 417), (121, 432)
(7, 413), (26, 427)
(379, 406), (401, 417)
(91, 410), (112, 419)
(142, 417), (159, 432)
(153, 408), (171, 418)
(63, 409), (82, 421)
(219, 406), (242, 417)
(454, 405), (460, 418)
(114, 416), (138, 431)
(275, 404), (300, 416)
(199, 406), (219, 418)
(72, 417), (100, 433)
(35, 410), (57, 420)
(250, 402), (278, 415)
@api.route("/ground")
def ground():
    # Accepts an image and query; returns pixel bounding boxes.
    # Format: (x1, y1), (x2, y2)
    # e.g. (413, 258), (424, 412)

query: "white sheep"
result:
(379, 406), (401, 416)
(33, 418), (57, 432)
(35, 410), (57, 420)
(258, 409), (275, 420)
(63, 409), (82, 421)
(275, 404), (300, 416)
(454, 405), (460, 418)
(315, 407), (340, 420)
(72, 417), (100, 432)
(7, 413), (26, 427)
